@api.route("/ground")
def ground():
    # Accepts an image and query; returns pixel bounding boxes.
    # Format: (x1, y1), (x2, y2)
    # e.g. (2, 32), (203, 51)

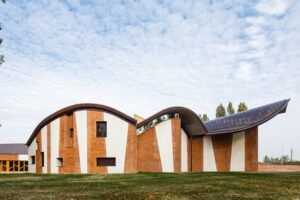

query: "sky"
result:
(0, 0), (299, 161)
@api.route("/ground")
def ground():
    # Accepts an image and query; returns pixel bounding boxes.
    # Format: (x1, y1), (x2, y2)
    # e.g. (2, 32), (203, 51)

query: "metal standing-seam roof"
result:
(204, 99), (290, 135)
(0, 143), (28, 155)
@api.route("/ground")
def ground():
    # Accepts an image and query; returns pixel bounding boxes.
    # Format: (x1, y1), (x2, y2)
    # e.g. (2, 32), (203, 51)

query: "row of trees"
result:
(199, 102), (248, 122)
(0, 0), (5, 66)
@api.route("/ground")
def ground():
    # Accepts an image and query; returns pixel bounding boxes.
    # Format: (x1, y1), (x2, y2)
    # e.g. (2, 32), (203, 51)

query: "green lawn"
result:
(0, 172), (299, 199)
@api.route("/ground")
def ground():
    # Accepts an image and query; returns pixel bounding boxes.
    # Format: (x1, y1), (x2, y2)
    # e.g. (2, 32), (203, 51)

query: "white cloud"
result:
(234, 62), (253, 81)
(255, 0), (290, 16)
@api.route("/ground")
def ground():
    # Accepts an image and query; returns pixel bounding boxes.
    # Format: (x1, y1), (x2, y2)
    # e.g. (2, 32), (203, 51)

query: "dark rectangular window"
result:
(96, 157), (116, 166)
(31, 156), (35, 165)
(96, 121), (107, 137)
(41, 152), (44, 167)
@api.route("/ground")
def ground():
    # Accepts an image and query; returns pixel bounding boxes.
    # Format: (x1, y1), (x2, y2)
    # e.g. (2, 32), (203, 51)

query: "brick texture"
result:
(212, 133), (232, 172)
(245, 127), (258, 171)
(47, 125), (51, 173)
(58, 115), (81, 173)
(191, 137), (203, 172)
(35, 132), (42, 173)
(124, 123), (137, 173)
(172, 118), (181, 172)
(137, 127), (162, 172)
(87, 111), (107, 173)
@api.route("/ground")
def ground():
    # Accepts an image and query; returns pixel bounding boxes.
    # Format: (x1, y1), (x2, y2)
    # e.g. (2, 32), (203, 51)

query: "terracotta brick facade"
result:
(27, 112), (260, 174)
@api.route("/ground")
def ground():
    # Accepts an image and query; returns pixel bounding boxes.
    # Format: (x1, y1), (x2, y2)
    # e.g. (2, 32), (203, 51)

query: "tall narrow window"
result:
(96, 157), (116, 166)
(31, 156), (35, 165)
(96, 121), (107, 137)
(41, 152), (44, 167)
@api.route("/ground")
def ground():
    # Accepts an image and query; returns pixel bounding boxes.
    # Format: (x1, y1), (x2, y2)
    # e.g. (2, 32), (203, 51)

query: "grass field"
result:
(0, 172), (299, 199)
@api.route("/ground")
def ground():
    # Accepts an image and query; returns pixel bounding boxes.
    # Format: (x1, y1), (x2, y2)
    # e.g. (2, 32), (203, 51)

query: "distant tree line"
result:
(263, 155), (300, 165)
(199, 102), (248, 122)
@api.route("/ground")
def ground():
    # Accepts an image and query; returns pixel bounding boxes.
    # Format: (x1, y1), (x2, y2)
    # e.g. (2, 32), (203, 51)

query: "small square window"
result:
(57, 158), (63, 167)
(96, 121), (107, 137)
(96, 157), (116, 166)
(31, 156), (35, 165)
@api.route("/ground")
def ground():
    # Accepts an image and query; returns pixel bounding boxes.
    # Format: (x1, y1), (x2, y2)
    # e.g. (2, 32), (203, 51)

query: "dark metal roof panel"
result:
(204, 99), (290, 135)
(0, 143), (28, 155)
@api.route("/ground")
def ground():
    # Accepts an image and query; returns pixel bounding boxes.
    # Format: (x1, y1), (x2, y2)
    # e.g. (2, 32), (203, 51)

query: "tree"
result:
(263, 155), (270, 164)
(237, 102), (248, 112)
(216, 104), (226, 118)
(199, 114), (209, 122)
(226, 102), (235, 115)
(202, 114), (209, 122)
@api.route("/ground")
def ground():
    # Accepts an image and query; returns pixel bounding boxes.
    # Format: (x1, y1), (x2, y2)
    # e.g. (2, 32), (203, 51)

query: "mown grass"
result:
(0, 172), (299, 199)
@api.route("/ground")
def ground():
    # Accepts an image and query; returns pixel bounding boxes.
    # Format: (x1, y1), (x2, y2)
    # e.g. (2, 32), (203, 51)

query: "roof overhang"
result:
(137, 106), (207, 137)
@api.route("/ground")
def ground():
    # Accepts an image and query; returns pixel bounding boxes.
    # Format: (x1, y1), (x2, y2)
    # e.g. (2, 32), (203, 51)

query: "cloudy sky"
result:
(0, 0), (299, 161)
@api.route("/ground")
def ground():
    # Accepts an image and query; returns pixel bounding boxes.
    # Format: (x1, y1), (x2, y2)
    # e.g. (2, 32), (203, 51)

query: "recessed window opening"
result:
(96, 157), (116, 166)
(57, 157), (63, 167)
(96, 121), (107, 137)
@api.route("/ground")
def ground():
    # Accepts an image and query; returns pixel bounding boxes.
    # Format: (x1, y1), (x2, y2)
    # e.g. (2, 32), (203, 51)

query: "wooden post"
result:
(18, 161), (20, 172)
(6, 161), (9, 172)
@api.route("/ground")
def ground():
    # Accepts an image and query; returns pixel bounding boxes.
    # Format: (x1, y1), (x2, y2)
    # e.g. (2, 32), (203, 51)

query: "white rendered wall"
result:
(181, 129), (188, 172)
(155, 120), (174, 172)
(75, 111), (88, 173)
(28, 138), (37, 173)
(41, 126), (48, 173)
(230, 132), (245, 171)
(18, 154), (28, 161)
(50, 119), (60, 173)
(203, 136), (217, 171)
(104, 113), (128, 173)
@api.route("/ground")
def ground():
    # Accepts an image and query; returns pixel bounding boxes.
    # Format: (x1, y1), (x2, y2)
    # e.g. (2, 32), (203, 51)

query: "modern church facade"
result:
(26, 99), (290, 174)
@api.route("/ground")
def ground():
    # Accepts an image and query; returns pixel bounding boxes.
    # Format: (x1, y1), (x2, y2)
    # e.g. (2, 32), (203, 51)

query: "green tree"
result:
(199, 114), (209, 122)
(263, 155), (270, 164)
(227, 102), (235, 115)
(202, 114), (209, 122)
(216, 104), (226, 118)
(237, 102), (248, 112)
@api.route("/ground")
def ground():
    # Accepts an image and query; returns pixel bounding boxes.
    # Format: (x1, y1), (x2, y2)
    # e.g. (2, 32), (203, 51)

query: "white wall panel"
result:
(155, 120), (174, 172)
(76, 111), (88, 173)
(104, 113), (128, 173)
(181, 129), (188, 172)
(230, 132), (245, 171)
(50, 119), (60, 173)
(203, 136), (217, 171)
(18, 154), (28, 161)
(28, 138), (37, 173)
(41, 126), (47, 173)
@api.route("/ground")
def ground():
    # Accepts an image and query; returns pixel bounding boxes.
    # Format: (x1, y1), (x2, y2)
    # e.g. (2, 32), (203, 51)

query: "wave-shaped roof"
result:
(26, 103), (136, 146)
(204, 99), (290, 135)
(137, 107), (207, 137)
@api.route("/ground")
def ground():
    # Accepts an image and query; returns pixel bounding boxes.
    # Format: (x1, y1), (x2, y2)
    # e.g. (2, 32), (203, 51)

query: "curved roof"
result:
(26, 103), (136, 146)
(204, 99), (290, 135)
(137, 106), (207, 137)
(0, 143), (28, 155)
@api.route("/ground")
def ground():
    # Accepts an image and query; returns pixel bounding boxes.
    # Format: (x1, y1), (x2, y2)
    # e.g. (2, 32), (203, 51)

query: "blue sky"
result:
(0, 0), (299, 160)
